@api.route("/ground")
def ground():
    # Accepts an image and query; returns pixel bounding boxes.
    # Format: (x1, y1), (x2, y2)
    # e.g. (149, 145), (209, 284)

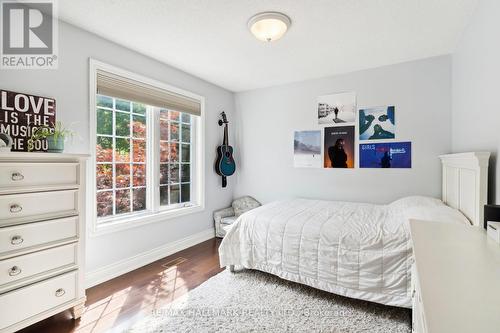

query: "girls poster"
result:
(359, 142), (412, 168)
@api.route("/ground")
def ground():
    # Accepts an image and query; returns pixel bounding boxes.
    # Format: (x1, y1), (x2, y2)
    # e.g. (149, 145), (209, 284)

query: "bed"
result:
(218, 152), (490, 308)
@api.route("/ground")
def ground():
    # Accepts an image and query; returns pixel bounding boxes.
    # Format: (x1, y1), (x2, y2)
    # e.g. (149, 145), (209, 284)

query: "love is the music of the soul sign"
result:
(0, 89), (56, 152)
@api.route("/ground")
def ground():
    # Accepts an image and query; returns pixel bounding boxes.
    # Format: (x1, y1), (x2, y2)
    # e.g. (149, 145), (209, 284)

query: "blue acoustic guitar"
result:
(215, 111), (236, 187)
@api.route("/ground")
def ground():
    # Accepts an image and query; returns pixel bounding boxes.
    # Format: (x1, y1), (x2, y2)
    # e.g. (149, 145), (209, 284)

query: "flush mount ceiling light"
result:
(248, 12), (291, 42)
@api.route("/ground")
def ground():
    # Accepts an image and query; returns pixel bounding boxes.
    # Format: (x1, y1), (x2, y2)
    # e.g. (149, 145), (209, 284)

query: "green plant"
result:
(27, 121), (76, 152)
(50, 121), (75, 142)
(27, 126), (51, 152)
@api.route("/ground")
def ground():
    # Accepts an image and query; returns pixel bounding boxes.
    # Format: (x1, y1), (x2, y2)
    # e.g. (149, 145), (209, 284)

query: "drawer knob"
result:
(55, 288), (66, 297)
(9, 204), (22, 213)
(8, 266), (21, 276)
(10, 235), (24, 245)
(11, 172), (24, 181)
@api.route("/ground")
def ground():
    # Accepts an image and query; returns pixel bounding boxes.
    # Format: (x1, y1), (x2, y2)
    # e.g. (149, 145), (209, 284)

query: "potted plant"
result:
(46, 121), (75, 153)
(27, 121), (75, 153)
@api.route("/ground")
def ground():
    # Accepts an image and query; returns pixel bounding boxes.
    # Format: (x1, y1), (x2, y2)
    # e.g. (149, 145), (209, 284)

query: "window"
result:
(90, 60), (204, 234)
(95, 96), (148, 218)
(159, 109), (192, 206)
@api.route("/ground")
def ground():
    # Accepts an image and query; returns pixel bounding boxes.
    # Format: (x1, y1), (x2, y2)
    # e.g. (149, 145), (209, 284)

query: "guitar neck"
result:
(223, 124), (229, 146)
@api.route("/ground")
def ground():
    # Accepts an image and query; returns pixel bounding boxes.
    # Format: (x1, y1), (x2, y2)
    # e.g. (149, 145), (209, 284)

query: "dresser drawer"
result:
(0, 243), (77, 292)
(0, 217), (78, 257)
(0, 163), (79, 193)
(0, 190), (78, 226)
(0, 271), (77, 331)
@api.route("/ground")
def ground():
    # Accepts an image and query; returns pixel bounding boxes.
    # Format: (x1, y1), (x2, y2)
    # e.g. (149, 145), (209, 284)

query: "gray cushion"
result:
(232, 196), (261, 217)
(220, 216), (237, 225)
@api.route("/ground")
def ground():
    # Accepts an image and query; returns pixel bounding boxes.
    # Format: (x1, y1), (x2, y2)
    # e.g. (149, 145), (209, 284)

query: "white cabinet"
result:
(411, 265), (426, 333)
(0, 153), (88, 333)
(0, 271), (78, 330)
(0, 190), (78, 225)
(0, 216), (78, 255)
(0, 162), (79, 191)
(410, 220), (500, 333)
(0, 243), (78, 293)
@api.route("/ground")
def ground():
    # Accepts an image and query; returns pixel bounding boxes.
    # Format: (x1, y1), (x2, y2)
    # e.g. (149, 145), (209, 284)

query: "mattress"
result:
(219, 197), (468, 308)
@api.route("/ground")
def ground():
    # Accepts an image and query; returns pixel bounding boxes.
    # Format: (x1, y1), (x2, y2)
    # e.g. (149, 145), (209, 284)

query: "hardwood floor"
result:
(18, 238), (223, 333)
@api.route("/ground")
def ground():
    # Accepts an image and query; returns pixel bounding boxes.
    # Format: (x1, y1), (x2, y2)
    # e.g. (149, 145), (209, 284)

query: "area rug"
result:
(128, 269), (411, 333)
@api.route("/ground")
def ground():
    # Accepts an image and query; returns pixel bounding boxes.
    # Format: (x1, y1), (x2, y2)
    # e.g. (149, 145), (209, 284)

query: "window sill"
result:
(89, 204), (204, 237)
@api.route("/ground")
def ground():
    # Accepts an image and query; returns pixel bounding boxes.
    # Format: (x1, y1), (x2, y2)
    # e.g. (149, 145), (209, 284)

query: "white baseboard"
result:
(85, 228), (215, 288)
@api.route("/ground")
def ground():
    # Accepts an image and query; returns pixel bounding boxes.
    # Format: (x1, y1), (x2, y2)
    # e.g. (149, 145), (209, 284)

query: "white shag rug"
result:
(128, 269), (411, 333)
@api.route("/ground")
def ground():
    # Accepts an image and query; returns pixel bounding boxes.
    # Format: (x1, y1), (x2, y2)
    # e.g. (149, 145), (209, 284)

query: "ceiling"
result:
(58, 0), (478, 92)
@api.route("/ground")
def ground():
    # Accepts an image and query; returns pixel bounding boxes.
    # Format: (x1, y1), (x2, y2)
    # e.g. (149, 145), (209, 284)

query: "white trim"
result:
(89, 204), (204, 236)
(85, 228), (215, 288)
(88, 58), (206, 237)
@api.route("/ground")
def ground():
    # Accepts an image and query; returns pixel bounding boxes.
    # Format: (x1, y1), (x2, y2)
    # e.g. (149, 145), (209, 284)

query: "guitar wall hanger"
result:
(215, 111), (236, 188)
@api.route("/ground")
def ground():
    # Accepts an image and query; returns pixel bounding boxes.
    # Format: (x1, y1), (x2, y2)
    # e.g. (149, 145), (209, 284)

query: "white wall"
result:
(0, 15), (462, 282)
(234, 56), (452, 204)
(0, 21), (235, 275)
(452, 0), (500, 203)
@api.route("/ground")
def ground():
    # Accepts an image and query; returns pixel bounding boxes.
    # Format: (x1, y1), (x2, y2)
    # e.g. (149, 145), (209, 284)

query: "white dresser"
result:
(0, 152), (88, 333)
(410, 220), (500, 333)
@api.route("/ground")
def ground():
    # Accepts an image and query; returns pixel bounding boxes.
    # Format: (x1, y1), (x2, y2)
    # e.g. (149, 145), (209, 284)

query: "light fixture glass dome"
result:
(248, 12), (291, 42)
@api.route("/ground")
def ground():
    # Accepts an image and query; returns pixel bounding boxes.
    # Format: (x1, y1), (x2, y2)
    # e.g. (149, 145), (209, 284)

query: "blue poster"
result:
(359, 142), (412, 168)
(359, 106), (395, 140)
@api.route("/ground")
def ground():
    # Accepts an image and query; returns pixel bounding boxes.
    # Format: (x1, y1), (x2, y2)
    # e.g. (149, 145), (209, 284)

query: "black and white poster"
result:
(317, 92), (356, 125)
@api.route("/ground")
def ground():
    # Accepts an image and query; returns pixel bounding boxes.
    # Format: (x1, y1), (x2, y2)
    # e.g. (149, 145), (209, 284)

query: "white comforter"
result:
(219, 197), (468, 308)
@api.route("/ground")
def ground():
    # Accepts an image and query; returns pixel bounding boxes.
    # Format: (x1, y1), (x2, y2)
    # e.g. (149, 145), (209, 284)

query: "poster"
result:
(317, 92), (356, 125)
(359, 142), (412, 168)
(324, 126), (355, 168)
(0, 89), (56, 152)
(294, 130), (322, 168)
(359, 106), (395, 140)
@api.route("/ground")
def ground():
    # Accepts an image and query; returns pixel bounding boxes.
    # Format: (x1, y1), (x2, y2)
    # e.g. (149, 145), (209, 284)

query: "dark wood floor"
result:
(19, 238), (223, 333)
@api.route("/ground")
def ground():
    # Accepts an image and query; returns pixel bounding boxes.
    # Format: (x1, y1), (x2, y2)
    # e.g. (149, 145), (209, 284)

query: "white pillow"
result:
(389, 196), (444, 210)
(404, 205), (471, 225)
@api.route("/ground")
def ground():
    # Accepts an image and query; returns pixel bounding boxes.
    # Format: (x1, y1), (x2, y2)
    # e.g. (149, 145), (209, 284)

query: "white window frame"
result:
(88, 59), (205, 237)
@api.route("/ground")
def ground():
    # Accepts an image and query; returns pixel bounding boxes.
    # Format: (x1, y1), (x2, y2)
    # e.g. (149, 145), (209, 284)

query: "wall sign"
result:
(0, 89), (56, 152)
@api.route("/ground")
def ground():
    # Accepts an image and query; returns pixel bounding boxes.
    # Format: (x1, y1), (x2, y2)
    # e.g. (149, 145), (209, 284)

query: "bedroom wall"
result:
(0, 21), (235, 281)
(233, 56), (452, 204)
(451, 0), (500, 204)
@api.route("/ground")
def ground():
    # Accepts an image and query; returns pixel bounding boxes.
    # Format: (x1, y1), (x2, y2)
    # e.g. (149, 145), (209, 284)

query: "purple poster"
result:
(360, 142), (412, 168)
